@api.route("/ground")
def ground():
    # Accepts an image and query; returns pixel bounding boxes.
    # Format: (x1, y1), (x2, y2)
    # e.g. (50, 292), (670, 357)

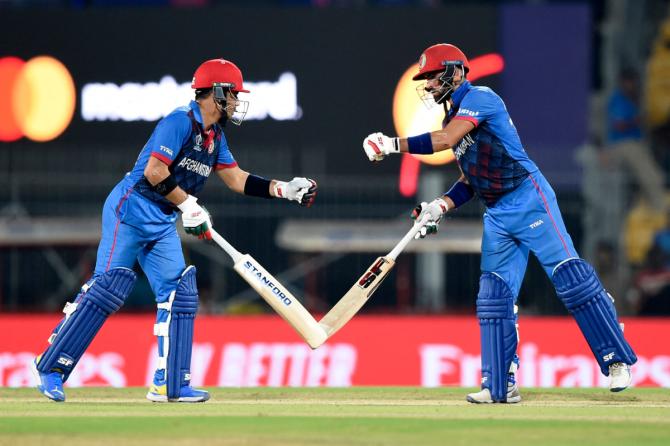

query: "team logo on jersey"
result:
(418, 54), (426, 69)
(193, 134), (203, 152)
(207, 139), (215, 154)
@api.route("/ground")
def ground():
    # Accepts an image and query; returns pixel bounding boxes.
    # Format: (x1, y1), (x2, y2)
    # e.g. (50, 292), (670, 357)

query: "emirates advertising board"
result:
(2, 315), (669, 388)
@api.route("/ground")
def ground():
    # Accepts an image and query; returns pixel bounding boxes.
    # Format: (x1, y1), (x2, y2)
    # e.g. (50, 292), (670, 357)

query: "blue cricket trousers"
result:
(93, 177), (186, 304)
(481, 172), (578, 298)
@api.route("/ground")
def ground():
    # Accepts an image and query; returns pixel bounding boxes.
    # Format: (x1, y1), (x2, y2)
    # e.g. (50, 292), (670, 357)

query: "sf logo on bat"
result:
(358, 258), (389, 289)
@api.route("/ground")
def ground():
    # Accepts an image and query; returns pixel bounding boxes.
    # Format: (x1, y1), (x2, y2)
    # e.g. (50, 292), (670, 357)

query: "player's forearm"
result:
(143, 160), (188, 206)
(397, 131), (452, 153)
(222, 169), (249, 194)
(165, 187), (189, 206)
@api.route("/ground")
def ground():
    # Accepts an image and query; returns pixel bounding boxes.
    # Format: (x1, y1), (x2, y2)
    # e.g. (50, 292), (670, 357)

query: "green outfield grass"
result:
(1, 387), (669, 446)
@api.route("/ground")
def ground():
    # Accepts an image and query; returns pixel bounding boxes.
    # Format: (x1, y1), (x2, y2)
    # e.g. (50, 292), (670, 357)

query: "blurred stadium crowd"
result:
(1, 0), (670, 318)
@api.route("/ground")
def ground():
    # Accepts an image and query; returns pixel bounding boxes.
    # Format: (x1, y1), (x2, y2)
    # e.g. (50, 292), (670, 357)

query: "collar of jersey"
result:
(189, 100), (221, 134)
(189, 100), (205, 125)
(450, 80), (472, 109)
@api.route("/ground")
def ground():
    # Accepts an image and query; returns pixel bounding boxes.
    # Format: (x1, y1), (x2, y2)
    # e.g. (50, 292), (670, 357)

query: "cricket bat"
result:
(210, 229), (327, 349)
(318, 215), (430, 339)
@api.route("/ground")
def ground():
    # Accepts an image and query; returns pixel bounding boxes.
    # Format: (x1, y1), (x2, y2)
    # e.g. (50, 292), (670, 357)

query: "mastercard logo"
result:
(0, 56), (76, 142)
(393, 53), (505, 196)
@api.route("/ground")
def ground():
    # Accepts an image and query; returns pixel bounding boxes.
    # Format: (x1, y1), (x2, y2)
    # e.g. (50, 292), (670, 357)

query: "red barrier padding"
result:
(2, 315), (668, 388)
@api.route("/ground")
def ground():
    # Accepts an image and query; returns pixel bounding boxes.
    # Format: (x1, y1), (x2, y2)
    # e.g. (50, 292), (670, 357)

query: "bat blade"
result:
(318, 256), (395, 337)
(233, 254), (327, 348)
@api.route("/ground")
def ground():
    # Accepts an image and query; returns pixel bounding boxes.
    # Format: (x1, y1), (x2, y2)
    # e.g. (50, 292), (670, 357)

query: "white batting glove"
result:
(410, 197), (449, 239)
(274, 177), (318, 207)
(178, 195), (213, 240)
(363, 132), (400, 162)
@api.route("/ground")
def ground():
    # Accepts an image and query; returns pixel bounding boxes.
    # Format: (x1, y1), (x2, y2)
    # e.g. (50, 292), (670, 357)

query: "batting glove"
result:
(363, 132), (400, 162)
(178, 195), (213, 240)
(274, 177), (318, 207)
(411, 197), (449, 239)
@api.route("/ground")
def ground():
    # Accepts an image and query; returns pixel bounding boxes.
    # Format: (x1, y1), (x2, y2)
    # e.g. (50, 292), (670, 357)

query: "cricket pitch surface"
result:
(1, 387), (669, 445)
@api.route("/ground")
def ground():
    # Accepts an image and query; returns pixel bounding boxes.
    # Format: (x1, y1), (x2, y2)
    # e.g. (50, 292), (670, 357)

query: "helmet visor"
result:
(213, 84), (249, 125)
(415, 65), (463, 107)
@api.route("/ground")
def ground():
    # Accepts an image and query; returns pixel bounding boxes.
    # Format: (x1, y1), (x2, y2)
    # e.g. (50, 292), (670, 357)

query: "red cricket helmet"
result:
(191, 58), (250, 93)
(413, 44), (470, 81)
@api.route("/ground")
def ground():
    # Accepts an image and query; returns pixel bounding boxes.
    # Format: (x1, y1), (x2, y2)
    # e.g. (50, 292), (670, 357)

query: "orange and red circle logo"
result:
(0, 56), (76, 142)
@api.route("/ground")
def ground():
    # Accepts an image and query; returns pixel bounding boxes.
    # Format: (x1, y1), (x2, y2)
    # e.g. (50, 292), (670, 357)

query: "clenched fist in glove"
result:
(178, 195), (213, 240)
(363, 132), (400, 162)
(411, 197), (449, 239)
(274, 177), (318, 207)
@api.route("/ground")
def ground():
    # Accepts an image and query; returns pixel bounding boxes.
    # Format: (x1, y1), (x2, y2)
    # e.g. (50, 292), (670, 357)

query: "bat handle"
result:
(209, 228), (244, 263)
(387, 215), (432, 261)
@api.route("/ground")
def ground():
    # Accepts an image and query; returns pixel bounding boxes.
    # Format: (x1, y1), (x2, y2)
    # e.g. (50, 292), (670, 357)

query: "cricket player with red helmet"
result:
(33, 58), (317, 403)
(363, 44), (636, 403)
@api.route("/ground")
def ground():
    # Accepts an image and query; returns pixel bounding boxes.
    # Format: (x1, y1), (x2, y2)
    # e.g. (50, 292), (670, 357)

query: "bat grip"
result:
(210, 228), (243, 263)
(387, 215), (432, 261)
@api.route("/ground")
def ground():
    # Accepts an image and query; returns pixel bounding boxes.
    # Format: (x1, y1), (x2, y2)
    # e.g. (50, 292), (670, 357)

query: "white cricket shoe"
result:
(609, 362), (632, 392)
(466, 383), (521, 404)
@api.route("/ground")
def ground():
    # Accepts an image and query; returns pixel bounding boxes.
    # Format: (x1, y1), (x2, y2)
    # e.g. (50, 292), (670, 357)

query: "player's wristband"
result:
(244, 174), (273, 199)
(444, 181), (474, 209)
(407, 132), (434, 154)
(148, 174), (178, 197)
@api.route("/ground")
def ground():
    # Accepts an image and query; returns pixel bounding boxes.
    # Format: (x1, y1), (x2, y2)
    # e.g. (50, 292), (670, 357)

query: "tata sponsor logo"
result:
(0, 56), (76, 142)
(81, 72), (302, 122)
(392, 53), (505, 196)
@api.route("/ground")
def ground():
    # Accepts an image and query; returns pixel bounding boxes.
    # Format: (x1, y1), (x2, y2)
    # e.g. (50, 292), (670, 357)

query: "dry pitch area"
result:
(1, 387), (669, 446)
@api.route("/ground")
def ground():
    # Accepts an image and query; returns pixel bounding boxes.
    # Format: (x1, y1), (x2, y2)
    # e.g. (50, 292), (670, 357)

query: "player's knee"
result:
(552, 259), (602, 311)
(172, 265), (198, 314)
(85, 267), (137, 314)
(476, 272), (515, 319)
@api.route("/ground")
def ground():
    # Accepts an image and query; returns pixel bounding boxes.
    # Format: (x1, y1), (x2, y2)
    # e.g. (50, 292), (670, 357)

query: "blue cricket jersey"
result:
(447, 80), (538, 206)
(127, 100), (237, 211)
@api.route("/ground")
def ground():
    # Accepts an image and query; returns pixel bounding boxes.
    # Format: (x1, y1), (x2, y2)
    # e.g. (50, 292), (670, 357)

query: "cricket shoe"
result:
(466, 383), (521, 404)
(31, 356), (65, 402)
(609, 362), (632, 392)
(146, 370), (210, 403)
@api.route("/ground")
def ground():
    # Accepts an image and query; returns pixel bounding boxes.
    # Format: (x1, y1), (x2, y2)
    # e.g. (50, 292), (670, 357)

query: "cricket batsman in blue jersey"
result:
(363, 44), (636, 403)
(32, 58), (317, 403)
